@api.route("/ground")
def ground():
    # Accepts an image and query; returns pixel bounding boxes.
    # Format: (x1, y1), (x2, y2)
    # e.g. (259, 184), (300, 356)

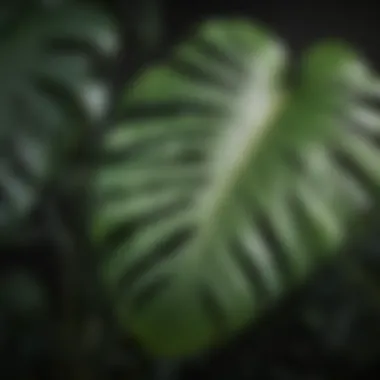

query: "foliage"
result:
(92, 19), (380, 356)
(1, 0), (380, 379)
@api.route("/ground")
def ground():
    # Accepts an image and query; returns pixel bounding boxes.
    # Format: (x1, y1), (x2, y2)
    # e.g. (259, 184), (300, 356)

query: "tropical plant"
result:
(2, 1), (380, 375)
(0, 0), (117, 236)
(90, 20), (380, 356)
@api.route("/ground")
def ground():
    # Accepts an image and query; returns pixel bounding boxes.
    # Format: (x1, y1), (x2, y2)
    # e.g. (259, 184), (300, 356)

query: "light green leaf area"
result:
(91, 19), (380, 356)
(0, 1), (119, 231)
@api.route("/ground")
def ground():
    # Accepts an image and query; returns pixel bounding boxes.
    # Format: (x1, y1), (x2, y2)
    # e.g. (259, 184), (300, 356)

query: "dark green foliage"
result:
(2, 0), (380, 379)
(0, 0), (119, 238)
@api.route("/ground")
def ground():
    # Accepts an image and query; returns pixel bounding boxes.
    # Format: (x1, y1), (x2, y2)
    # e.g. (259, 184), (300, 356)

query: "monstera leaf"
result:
(0, 1), (118, 231)
(91, 19), (380, 356)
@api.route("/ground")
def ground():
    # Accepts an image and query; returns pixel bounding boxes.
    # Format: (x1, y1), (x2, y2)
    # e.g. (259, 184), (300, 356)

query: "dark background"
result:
(1, 0), (380, 379)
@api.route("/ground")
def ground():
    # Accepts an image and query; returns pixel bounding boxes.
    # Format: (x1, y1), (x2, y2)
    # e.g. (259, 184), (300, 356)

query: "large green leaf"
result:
(91, 19), (380, 356)
(0, 1), (118, 231)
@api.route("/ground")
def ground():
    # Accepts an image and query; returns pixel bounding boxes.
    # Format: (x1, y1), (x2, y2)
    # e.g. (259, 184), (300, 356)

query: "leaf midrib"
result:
(185, 73), (286, 273)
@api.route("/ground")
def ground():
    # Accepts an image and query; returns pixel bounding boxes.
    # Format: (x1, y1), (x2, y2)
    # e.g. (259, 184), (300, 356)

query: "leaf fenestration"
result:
(91, 20), (380, 356)
(0, 1), (119, 232)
